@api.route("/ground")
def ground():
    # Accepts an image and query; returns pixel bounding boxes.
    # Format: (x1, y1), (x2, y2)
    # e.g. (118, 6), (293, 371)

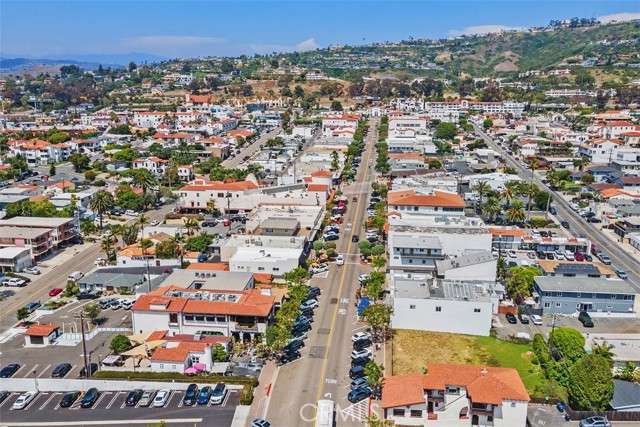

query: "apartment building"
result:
(382, 364), (529, 427)
(7, 139), (72, 165)
(0, 216), (78, 248)
(388, 189), (466, 217)
(133, 157), (169, 178)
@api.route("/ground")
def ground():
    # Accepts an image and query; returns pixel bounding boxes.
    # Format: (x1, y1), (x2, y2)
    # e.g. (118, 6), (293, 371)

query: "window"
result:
(474, 308), (481, 313)
(205, 316), (216, 322)
(592, 294), (597, 298)
(410, 305), (416, 310)
(408, 259), (413, 264)
(511, 402), (516, 408)
(159, 364), (164, 369)
(487, 416), (494, 422)
(195, 315), (205, 322)
(218, 193), (224, 197)
(258, 267), (265, 271)
(556, 303), (561, 308)
(410, 410), (422, 418)
(611, 294), (617, 299)
(576, 293), (581, 298)
(169, 313), (178, 324)
(414, 206), (419, 211)
(435, 306), (442, 312)
(392, 409), (404, 417)
(184, 314), (194, 321)
(446, 387), (460, 394)
(544, 302), (550, 308)
(624, 295), (633, 300)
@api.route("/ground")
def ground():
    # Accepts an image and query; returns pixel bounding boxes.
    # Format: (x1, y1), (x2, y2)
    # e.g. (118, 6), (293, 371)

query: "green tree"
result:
(330, 150), (340, 171)
(362, 304), (393, 342)
(506, 200), (526, 224)
(109, 334), (133, 354)
(183, 218), (200, 236)
(282, 267), (310, 286)
(428, 158), (442, 169)
(483, 118), (494, 129)
(89, 190), (115, 229)
(83, 303), (101, 325)
(49, 164), (56, 176)
(211, 343), (227, 362)
(500, 181), (519, 207)
(371, 255), (386, 271)
(100, 236), (117, 261)
(616, 362), (640, 382)
(590, 341), (614, 368)
(364, 361), (385, 394)
(363, 415), (394, 427)
(472, 180), (491, 212)
(69, 153), (91, 172)
(330, 100), (343, 111)
(568, 354), (614, 410)
(505, 265), (541, 299)
(155, 239), (181, 259)
(184, 233), (214, 252)
(131, 169), (158, 209)
(549, 327), (586, 364)
(482, 196), (501, 220)
(16, 307), (30, 322)
(434, 122), (458, 140)
(119, 224), (141, 246)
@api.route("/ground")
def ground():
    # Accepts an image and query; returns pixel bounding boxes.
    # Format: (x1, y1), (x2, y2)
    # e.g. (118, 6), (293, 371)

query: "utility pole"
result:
(226, 192), (232, 236)
(548, 313), (557, 360)
(77, 312), (90, 378)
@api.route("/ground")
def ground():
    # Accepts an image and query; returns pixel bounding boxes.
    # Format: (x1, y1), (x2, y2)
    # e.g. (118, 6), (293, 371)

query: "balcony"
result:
(231, 322), (259, 332)
(471, 404), (494, 416)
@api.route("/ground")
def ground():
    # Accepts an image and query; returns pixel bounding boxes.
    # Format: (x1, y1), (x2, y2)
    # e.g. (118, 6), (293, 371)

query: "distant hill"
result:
(0, 52), (167, 74)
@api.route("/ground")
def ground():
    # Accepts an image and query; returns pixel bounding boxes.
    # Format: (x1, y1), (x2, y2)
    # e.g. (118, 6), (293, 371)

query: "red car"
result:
(574, 252), (584, 262)
(48, 288), (63, 297)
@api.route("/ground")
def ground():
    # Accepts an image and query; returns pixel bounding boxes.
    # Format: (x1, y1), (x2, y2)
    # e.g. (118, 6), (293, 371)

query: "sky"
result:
(1, 1), (640, 60)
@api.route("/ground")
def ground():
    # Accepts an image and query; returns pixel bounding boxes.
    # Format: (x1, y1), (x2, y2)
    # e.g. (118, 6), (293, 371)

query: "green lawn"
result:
(393, 330), (547, 393)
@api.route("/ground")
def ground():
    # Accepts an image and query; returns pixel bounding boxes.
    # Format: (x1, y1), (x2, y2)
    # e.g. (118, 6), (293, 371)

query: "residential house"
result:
(535, 261), (615, 278)
(533, 277), (636, 315)
(382, 364), (529, 427)
(0, 246), (33, 272)
(611, 148), (640, 176)
(23, 324), (61, 347)
(606, 121), (637, 139)
(579, 139), (621, 164)
(7, 139), (72, 165)
(391, 275), (500, 336)
(117, 243), (181, 268)
(586, 165), (618, 182)
(388, 189), (466, 217)
(133, 157), (169, 179)
(0, 216), (77, 247)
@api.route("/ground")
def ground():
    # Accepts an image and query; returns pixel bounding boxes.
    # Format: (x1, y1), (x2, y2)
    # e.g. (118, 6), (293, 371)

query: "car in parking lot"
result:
(125, 209), (139, 216)
(352, 331), (372, 342)
(110, 300), (123, 310)
(0, 390), (10, 405)
(579, 416), (611, 427)
(150, 220), (160, 226)
(554, 250), (565, 260)
(599, 255), (612, 265)
(76, 291), (100, 300)
(292, 322), (311, 334)
(518, 314), (530, 324)
(210, 383), (227, 405)
(125, 389), (144, 406)
(153, 389), (171, 407)
(79, 363), (98, 378)
(348, 387), (372, 403)
(615, 269), (628, 279)
(310, 264), (329, 275)
(99, 297), (118, 309)
(546, 252), (555, 260)
(283, 339), (304, 353)
(574, 252), (585, 262)
(351, 348), (372, 359)
(564, 250), (575, 261)
(505, 313), (517, 324)
(0, 364), (20, 378)
(351, 356), (371, 368)
(80, 388), (99, 408)
(279, 349), (301, 364)
(251, 419), (271, 427)
(24, 301), (41, 313)
(23, 266), (41, 275)
(530, 315), (543, 325)
(350, 376), (369, 390)
(587, 217), (602, 223)
(49, 287), (63, 297)
(12, 391), (38, 409)
(527, 252), (536, 259)
(307, 286), (321, 298)
(60, 391), (81, 408)
(300, 299), (318, 310)
(2, 277), (26, 287)
(578, 311), (594, 327)
(51, 363), (72, 378)
(182, 384), (199, 406)
(536, 251), (546, 260)
(353, 338), (372, 351)
(323, 233), (339, 241)
(336, 254), (345, 266)
(358, 273), (370, 283)
(121, 299), (135, 310)
(196, 386), (212, 405)
(507, 250), (517, 258)
(138, 390), (157, 407)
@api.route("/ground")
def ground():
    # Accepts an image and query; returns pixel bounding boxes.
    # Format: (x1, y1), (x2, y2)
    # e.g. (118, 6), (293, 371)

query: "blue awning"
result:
(357, 297), (370, 315)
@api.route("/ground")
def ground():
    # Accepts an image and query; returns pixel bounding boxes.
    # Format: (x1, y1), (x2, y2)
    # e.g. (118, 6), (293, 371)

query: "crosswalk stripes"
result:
(340, 399), (369, 421)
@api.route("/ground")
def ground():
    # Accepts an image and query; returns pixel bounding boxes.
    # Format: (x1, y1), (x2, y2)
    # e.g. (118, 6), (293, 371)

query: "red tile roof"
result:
(488, 228), (525, 237)
(307, 184), (329, 192)
(181, 180), (258, 192)
(388, 189), (465, 208)
(24, 324), (60, 337)
(185, 263), (230, 271)
(381, 372), (426, 408)
(151, 342), (207, 362)
(311, 170), (333, 177)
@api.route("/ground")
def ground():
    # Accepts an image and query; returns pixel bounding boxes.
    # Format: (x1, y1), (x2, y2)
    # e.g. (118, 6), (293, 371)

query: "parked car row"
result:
(348, 330), (373, 403)
(99, 297), (135, 310)
(278, 286), (321, 365)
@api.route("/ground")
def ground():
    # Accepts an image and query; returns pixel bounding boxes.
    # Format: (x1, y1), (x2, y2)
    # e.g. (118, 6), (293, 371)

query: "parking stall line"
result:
(24, 392), (45, 410)
(67, 364), (78, 376)
(164, 390), (177, 408)
(38, 364), (52, 378)
(0, 392), (18, 409)
(91, 391), (108, 409)
(39, 392), (58, 410)
(15, 364), (28, 377)
(105, 391), (120, 409)
(221, 392), (231, 407)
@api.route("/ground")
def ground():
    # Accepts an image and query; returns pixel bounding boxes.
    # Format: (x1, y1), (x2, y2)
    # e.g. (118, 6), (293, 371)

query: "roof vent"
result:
(481, 367), (488, 375)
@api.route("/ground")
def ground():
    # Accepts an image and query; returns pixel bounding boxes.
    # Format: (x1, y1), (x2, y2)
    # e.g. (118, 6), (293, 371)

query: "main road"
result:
(0, 205), (173, 331)
(264, 118), (380, 426)
(473, 124), (640, 291)
(222, 129), (280, 169)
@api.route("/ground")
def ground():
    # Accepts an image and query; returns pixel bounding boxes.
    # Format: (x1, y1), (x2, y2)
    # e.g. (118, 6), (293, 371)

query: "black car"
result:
(536, 251), (546, 260)
(587, 217), (602, 223)
(283, 340), (304, 352)
(351, 235), (359, 243)
(299, 306), (314, 317)
(561, 221), (570, 229)
(182, 384), (199, 406)
(292, 322), (311, 333)
(353, 338), (372, 351)
(76, 291), (99, 300)
(0, 363), (20, 378)
(351, 356), (371, 367)
(125, 389), (144, 406)
(79, 363), (98, 378)
(349, 365), (366, 379)
(51, 363), (72, 378)
(307, 286), (321, 298)
(80, 388), (99, 408)
(578, 311), (594, 328)
(584, 254), (593, 262)
(0, 390), (10, 405)
(60, 391), (81, 408)
(279, 350), (301, 364)
(505, 313), (517, 324)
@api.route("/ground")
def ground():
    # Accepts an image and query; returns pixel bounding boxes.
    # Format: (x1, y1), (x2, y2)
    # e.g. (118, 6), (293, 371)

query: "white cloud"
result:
(249, 38), (319, 54)
(448, 25), (527, 37)
(119, 35), (226, 56)
(597, 12), (640, 24)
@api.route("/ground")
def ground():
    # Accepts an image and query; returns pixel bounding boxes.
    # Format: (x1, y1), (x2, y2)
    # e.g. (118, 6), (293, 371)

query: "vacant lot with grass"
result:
(392, 330), (546, 393)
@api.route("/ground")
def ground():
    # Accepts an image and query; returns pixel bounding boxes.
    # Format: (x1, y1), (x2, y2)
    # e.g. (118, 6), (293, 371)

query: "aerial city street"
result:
(1, 1), (640, 426)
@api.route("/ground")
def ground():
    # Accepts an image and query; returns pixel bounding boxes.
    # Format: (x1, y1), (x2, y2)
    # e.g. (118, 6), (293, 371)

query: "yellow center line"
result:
(313, 121), (377, 415)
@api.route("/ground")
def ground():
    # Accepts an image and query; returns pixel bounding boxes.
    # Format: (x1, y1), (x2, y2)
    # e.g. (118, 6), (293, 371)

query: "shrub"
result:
(239, 384), (254, 405)
(533, 333), (549, 366)
(529, 217), (548, 228)
(91, 370), (258, 386)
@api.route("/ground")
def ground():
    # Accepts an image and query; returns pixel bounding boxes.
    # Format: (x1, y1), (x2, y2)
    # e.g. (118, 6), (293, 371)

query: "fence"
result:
(529, 398), (640, 422)
(518, 305), (543, 316)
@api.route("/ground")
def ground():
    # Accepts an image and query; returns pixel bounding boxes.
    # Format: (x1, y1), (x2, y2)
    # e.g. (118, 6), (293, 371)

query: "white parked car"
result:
(336, 255), (345, 266)
(351, 331), (371, 342)
(358, 274), (370, 283)
(310, 264), (329, 275)
(23, 267), (40, 275)
(153, 389), (171, 407)
(121, 299), (135, 310)
(2, 277), (26, 287)
(351, 348), (373, 359)
(150, 220), (160, 226)
(300, 299), (319, 310)
(530, 315), (543, 325)
(94, 258), (107, 266)
(12, 391), (37, 409)
(124, 209), (138, 216)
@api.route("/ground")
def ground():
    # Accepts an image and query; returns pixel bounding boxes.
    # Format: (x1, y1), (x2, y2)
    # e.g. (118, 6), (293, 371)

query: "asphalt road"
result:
(473, 124), (640, 292)
(222, 129), (280, 169)
(0, 388), (238, 426)
(0, 205), (173, 331)
(265, 118), (379, 427)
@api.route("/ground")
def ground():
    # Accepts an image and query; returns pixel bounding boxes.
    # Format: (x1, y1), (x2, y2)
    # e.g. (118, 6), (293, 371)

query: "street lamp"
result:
(226, 192), (232, 236)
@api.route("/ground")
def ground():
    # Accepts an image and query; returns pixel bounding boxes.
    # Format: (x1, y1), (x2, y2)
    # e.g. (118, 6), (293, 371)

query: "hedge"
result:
(6, 272), (31, 283)
(239, 383), (254, 405)
(91, 370), (258, 386)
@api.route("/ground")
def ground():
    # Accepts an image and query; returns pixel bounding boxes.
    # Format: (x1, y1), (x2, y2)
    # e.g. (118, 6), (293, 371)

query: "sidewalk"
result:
(245, 360), (278, 426)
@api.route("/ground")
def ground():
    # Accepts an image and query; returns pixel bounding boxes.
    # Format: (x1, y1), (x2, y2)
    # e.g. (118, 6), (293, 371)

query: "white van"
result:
(68, 271), (84, 282)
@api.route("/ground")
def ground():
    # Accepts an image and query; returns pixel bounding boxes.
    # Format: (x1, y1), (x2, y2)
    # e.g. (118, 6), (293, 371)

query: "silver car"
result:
(138, 390), (157, 407)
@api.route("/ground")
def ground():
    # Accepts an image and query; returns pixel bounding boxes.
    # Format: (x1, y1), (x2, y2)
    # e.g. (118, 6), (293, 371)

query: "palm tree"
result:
(100, 236), (116, 261)
(521, 183), (540, 221)
(506, 200), (526, 224)
(330, 150), (340, 170)
(591, 341), (614, 368)
(482, 196), (501, 221)
(132, 170), (158, 209)
(616, 362), (639, 381)
(89, 190), (115, 229)
(500, 181), (519, 208)
(184, 218), (200, 236)
(472, 181), (491, 211)
(206, 198), (217, 216)
(137, 213), (149, 239)
(496, 256), (508, 281)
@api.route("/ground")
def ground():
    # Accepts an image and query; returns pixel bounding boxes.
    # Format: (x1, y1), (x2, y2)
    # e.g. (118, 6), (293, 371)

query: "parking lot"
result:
(0, 387), (239, 424)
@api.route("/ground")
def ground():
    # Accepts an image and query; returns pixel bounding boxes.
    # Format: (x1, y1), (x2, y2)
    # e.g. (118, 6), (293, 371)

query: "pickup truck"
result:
(2, 277), (27, 287)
